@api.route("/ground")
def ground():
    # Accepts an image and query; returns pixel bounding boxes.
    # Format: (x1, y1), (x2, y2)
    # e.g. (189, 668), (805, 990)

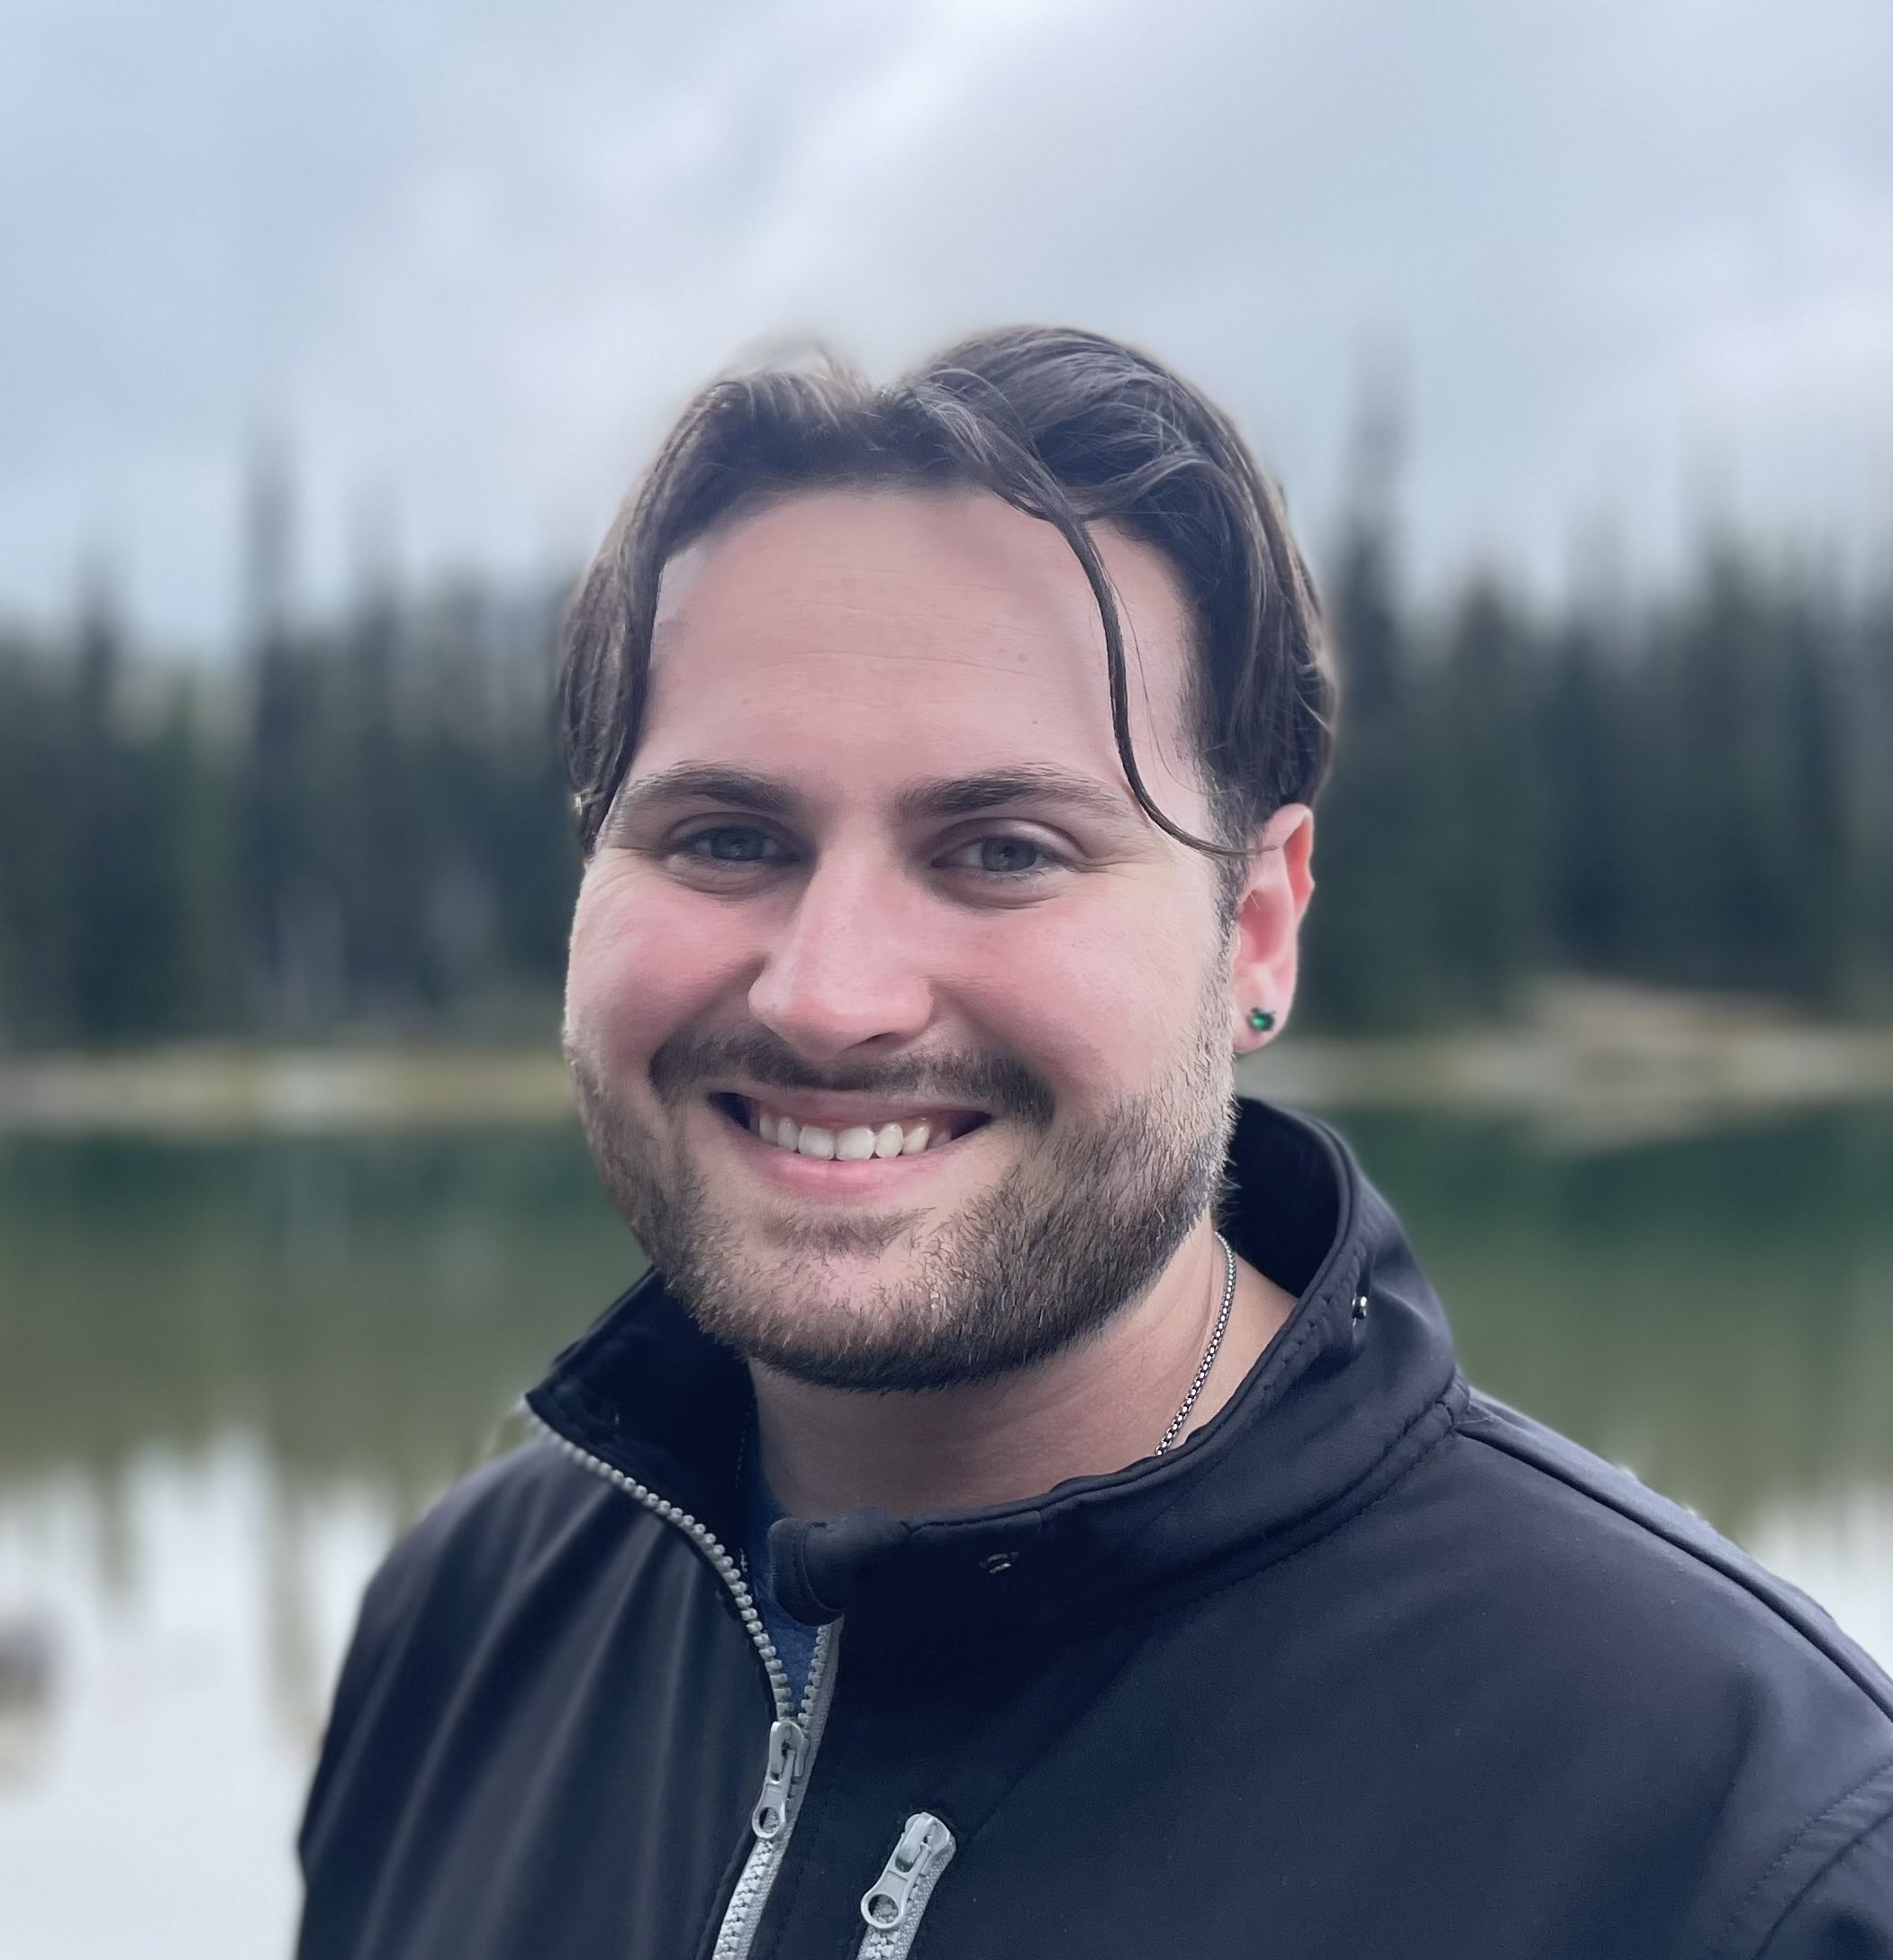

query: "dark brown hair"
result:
(561, 325), (1335, 882)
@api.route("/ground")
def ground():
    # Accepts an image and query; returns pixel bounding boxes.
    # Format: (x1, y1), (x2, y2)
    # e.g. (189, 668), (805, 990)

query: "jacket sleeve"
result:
(295, 1552), (403, 1878)
(1753, 1790), (1893, 1958)
(294, 1532), (434, 1960)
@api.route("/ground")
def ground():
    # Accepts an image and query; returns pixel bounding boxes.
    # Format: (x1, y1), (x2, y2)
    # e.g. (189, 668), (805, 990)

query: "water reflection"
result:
(0, 1109), (1888, 1956)
(0, 1130), (645, 1502)
(1344, 1110), (1893, 1520)
(5, 1112), (1888, 1524)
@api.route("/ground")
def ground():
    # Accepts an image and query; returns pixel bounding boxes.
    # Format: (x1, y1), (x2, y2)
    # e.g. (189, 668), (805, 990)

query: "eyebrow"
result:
(605, 765), (799, 830)
(892, 766), (1136, 828)
(605, 761), (1141, 835)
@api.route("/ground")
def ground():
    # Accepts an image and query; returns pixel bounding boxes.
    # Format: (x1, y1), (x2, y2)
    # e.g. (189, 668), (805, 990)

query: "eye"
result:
(938, 834), (1064, 881)
(673, 825), (789, 867)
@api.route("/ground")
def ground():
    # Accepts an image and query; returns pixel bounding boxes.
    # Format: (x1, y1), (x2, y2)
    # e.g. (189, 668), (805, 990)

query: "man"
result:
(297, 327), (1893, 1958)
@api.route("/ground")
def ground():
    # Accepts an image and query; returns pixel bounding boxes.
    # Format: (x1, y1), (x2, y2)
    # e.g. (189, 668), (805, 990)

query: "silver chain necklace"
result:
(1155, 1232), (1237, 1455)
(734, 1232), (1238, 1529)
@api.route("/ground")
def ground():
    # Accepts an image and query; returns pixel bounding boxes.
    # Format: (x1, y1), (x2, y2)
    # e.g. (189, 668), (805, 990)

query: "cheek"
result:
(949, 894), (1217, 1094)
(566, 868), (755, 1066)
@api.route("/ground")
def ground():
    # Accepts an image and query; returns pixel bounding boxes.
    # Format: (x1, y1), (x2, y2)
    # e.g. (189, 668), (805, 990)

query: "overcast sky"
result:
(5, 0), (1891, 649)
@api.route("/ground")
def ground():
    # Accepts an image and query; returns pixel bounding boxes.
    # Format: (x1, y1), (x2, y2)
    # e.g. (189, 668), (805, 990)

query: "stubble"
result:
(566, 969), (1236, 1393)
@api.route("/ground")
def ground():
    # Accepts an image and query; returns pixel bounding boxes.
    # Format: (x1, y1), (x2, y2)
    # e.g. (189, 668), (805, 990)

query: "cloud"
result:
(4, 0), (1890, 644)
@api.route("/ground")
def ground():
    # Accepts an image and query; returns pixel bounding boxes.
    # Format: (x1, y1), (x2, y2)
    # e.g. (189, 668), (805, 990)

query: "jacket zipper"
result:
(856, 1812), (956, 1959)
(521, 1405), (841, 1960)
(711, 1625), (838, 1960)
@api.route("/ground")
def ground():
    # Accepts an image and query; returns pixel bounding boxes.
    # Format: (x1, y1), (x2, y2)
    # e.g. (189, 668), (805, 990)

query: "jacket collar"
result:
(526, 1097), (1463, 1654)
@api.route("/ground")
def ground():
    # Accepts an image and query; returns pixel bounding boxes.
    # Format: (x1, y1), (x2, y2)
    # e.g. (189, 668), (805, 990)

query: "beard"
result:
(566, 969), (1236, 1393)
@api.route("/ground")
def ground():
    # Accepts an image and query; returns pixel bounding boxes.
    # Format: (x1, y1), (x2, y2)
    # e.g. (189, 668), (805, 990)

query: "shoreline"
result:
(5, 989), (1893, 1144)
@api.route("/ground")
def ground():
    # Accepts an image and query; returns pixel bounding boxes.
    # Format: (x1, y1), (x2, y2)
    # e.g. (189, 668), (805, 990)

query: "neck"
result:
(749, 1218), (1297, 1520)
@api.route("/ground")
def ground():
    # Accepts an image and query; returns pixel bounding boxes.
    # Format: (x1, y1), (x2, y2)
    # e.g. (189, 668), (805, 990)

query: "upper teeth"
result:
(747, 1103), (950, 1159)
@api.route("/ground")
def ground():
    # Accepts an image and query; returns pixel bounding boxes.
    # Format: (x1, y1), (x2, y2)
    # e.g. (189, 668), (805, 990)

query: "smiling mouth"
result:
(709, 1093), (992, 1162)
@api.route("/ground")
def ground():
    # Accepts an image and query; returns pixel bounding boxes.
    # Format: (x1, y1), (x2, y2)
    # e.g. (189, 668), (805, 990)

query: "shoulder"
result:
(314, 1438), (650, 1773)
(1447, 1390), (1891, 1719)
(300, 1438), (658, 1864)
(1431, 1391), (1893, 1956)
(349, 1435), (650, 1658)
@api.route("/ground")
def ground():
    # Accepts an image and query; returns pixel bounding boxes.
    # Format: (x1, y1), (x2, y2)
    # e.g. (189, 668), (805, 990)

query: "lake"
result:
(2, 1106), (1890, 1956)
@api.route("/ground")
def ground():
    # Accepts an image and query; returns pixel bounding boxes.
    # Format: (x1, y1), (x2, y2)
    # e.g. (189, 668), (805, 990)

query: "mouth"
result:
(708, 1091), (993, 1163)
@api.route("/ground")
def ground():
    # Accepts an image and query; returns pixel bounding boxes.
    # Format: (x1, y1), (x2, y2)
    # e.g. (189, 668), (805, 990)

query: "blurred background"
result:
(3, 1), (1892, 1953)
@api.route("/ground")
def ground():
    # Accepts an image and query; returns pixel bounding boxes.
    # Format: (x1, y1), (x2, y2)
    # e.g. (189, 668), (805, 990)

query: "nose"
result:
(747, 848), (935, 1064)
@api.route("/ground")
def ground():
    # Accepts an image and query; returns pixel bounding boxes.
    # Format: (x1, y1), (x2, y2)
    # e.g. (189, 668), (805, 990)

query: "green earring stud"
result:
(1247, 1008), (1276, 1034)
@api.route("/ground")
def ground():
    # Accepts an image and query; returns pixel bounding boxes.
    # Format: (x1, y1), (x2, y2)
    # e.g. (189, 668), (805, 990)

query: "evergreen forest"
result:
(3, 498), (1890, 1048)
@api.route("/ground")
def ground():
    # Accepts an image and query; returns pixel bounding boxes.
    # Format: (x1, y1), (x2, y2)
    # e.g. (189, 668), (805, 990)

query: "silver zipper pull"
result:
(750, 1718), (807, 1839)
(859, 1812), (956, 1935)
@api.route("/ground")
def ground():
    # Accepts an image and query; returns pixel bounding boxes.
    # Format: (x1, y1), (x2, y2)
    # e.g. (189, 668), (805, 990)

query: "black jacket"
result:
(298, 1100), (1893, 1958)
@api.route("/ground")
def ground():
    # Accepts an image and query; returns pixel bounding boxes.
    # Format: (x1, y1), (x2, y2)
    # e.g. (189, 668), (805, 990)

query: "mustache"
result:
(646, 1026), (1056, 1128)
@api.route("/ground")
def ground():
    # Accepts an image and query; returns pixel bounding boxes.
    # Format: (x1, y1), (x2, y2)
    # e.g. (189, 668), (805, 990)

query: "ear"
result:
(1227, 803), (1315, 1051)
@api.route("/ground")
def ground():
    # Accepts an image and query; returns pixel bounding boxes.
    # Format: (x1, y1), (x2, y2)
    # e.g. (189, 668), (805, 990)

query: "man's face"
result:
(564, 486), (1250, 1391)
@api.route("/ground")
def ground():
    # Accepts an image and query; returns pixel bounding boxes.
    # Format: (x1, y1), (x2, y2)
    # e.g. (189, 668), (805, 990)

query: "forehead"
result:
(639, 486), (1202, 805)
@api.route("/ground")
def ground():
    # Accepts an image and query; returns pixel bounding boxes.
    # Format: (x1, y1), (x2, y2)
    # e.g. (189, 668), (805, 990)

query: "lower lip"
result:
(714, 1104), (980, 1196)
